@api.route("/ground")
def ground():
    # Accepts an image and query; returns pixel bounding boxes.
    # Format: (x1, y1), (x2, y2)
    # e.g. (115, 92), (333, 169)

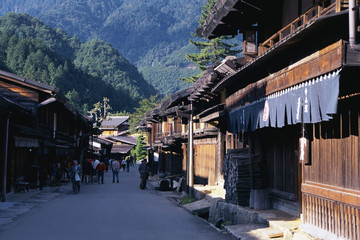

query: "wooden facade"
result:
(301, 85), (360, 239)
(99, 116), (129, 136)
(196, 0), (360, 239)
(144, 76), (226, 189)
(143, 1), (360, 237)
(0, 70), (91, 199)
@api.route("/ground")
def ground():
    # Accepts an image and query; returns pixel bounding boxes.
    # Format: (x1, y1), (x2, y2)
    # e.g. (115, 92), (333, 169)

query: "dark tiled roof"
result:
(0, 70), (57, 93)
(101, 116), (129, 129)
(111, 144), (134, 154)
(93, 136), (113, 145)
(106, 135), (137, 145)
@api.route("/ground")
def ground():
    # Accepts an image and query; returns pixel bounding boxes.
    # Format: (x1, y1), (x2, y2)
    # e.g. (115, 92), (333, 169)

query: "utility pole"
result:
(187, 101), (194, 196)
(349, 0), (358, 48)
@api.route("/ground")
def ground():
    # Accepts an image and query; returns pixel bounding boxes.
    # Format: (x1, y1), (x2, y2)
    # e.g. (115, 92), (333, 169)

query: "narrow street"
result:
(0, 165), (235, 240)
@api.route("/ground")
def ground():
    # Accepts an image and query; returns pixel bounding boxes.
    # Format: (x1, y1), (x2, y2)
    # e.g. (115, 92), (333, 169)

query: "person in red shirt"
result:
(96, 161), (106, 184)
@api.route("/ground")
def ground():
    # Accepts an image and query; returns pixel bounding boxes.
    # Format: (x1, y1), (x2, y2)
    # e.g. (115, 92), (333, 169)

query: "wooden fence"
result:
(303, 188), (360, 239)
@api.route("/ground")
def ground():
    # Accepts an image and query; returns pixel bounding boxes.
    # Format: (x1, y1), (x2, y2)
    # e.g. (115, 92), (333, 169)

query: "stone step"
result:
(268, 219), (301, 233)
(183, 198), (212, 215)
(224, 224), (270, 240)
(261, 227), (284, 239)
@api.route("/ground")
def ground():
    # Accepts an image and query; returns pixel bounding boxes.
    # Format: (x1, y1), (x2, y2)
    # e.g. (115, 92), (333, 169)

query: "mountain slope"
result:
(0, 0), (205, 94)
(0, 13), (156, 112)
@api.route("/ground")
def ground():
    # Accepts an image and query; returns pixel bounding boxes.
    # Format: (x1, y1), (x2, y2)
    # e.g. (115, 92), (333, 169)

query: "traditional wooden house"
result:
(106, 135), (136, 159)
(97, 116), (134, 159)
(144, 89), (190, 177)
(89, 136), (113, 160)
(143, 67), (228, 192)
(0, 70), (91, 200)
(185, 66), (227, 187)
(196, 0), (360, 239)
(99, 116), (130, 136)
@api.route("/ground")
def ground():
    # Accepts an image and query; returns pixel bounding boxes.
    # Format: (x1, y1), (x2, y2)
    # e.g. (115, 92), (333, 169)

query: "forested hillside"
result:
(0, 13), (156, 113)
(0, 0), (204, 95)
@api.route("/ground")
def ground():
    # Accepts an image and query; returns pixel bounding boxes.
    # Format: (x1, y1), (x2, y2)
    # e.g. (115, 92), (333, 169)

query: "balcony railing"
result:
(258, 0), (352, 55)
(154, 122), (182, 142)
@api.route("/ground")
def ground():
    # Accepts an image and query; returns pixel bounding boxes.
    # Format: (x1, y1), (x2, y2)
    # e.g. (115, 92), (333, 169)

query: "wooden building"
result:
(97, 116), (134, 159)
(143, 67), (227, 191)
(196, 0), (360, 239)
(144, 89), (190, 177)
(106, 135), (136, 159)
(99, 116), (129, 136)
(0, 70), (91, 200)
(89, 136), (113, 158)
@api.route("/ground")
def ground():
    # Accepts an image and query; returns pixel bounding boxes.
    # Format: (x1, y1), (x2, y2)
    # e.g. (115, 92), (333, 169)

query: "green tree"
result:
(90, 97), (112, 123)
(65, 89), (81, 110)
(133, 134), (147, 160)
(129, 95), (160, 132)
(182, 0), (241, 83)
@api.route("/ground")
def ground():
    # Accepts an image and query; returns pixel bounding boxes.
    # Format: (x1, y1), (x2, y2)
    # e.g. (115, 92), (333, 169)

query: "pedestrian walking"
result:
(138, 159), (149, 190)
(69, 160), (82, 194)
(133, 154), (137, 165)
(111, 159), (120, 183)
(126, 157), (131, 172)
(96, 161), (106, 184)
(104, 157), (109, 172)
(82, 159), (93, 184)
(121, 159), (126, 172)
(129, 154), (134, 167)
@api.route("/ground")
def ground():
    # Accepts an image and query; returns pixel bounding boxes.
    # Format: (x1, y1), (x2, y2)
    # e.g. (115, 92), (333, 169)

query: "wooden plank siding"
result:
(182, 143), (187, 177)
(226, 40), (344, 111)
(261, 126), (298, 199)
(193, 139), (217, 185)
(302, 95), (360, 239)
(304, 100), (359, 190)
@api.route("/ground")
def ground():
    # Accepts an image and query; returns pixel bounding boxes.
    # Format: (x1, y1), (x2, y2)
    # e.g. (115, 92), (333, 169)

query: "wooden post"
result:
(335, 0), (342, 13)
(217, 131), (224, 185)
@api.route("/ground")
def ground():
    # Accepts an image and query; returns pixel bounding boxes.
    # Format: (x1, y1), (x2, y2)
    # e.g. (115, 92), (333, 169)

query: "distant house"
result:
(89, 136), (113, 159)
(106, 135), (137, 159)
(100, 116), (129, 136)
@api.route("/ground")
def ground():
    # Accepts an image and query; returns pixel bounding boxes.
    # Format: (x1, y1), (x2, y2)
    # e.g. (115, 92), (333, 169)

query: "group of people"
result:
(68, 155), (140, 194)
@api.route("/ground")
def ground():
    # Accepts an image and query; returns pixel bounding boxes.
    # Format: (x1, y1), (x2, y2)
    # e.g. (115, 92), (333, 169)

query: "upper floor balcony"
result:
(257, 0), (354, 55)
(199, 0), (357, 57)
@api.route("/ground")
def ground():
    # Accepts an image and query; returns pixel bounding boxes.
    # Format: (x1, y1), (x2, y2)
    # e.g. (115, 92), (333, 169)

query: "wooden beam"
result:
(226, 40), (344, 111)
(302, 182), (360, 206)
(175, 109), (190, 119)
(200, 110), (225, 123)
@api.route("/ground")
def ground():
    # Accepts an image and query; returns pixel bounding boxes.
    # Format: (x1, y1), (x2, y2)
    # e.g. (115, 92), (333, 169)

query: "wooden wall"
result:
(160, 150), (182, 175)
(304, 97), (359, 190)
(302, 95), (360, 239)
(194, 139), (217, 185)
(181, 138), (218, 186)
(261, 126), (299, 197)
(182, 143), (187, 177)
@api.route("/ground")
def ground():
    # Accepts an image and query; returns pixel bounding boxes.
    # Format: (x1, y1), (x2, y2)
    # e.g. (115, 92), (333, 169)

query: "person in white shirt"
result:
(111, 159), (120, 183)
(121, 159), (126, 172)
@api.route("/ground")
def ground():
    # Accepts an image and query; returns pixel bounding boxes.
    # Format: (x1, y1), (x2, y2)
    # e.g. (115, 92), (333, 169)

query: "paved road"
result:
(0, 165), (236, 240)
